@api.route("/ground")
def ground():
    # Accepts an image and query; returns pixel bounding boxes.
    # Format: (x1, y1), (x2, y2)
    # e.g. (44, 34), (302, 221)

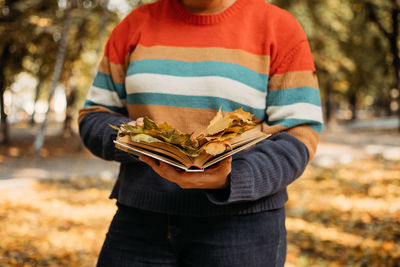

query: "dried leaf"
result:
(228, 107), (254, 123)
(205, 107), (255, 136)
(203, 140), (232, 155)
(107, 124), (122, 131)
(208, 106), (223, 126)
(143, 117), (160, 131)
(205, 117), (232, 135)
(130, 134), (162, 143)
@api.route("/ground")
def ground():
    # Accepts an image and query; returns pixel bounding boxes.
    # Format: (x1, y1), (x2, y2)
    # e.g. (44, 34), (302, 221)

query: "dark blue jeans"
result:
(97, 203), (286, 267)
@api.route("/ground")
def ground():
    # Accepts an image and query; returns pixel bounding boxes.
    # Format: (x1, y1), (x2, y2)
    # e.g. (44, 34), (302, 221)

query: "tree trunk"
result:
(0, 77), (9, 145)
(34, 0), (77, 155)
(0, 43), (11, 145)
(63, 85), (77, 136)
(349, 91), (357, 121)
(367, 0), (400, 130)
(62, 15), (89, 136)
(389, 0), (400, 130)
(324, 83), (335, 126)
(91, 0), (109, 78)
(30, 64), (44, 126)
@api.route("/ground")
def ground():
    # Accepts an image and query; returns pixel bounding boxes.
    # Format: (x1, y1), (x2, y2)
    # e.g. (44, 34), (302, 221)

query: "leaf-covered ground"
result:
(286, 159), (400, 267)
(0, 158), (399, 266)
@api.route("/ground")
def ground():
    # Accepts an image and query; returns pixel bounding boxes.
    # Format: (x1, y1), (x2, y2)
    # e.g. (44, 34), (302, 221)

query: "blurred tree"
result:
(34, 0), (77, 155)
(27, 31), (59, 126)
(0, 0), (59, 144)
(0, 0), (122, 146)
(0, 0), (60, 144)
(274, 0), (355, 125)
(365, 0), (400, 129)
(0, 43), (11, 144)
(344, 2), (391, 120)
(62, 16), (90, 136)
(274, 0), (394, 126)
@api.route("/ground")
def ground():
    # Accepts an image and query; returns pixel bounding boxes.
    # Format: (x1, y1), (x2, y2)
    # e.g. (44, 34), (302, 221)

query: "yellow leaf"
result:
(206, 116), (232, 136)
(228, 107), (254, 123)
(203, 140), (232, 155)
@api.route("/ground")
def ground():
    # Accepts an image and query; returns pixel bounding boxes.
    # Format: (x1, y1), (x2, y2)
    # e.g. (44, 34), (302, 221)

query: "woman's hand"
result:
(139, 155), (232, 189)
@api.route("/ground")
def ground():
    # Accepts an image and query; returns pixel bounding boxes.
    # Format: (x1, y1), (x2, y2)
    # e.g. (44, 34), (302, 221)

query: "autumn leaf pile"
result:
(110, 108), (256, 157)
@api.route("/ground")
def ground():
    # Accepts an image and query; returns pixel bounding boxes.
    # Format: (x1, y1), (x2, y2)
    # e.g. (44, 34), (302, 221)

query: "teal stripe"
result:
(127, 59), (268, 92)
(126, 93), (265, 119)
(268, 118), (323, 133)
(93, 72), (126, 99)
(84, 100), (128, 115)
(267, 87), (321, 106)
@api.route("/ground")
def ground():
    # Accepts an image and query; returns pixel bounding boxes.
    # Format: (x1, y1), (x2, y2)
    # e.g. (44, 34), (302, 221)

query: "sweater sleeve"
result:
(204, 14), (323, 205)
(78, 20), (138, 163)
(79, 111), (139, 163)
(78, 18), (131, 123)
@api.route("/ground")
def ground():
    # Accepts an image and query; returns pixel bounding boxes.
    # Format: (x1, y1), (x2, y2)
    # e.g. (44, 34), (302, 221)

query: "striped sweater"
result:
(79, 0), (323, 216)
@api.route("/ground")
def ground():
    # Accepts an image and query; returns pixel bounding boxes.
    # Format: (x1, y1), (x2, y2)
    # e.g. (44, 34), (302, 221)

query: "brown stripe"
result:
(260, 123), (287, 135)
(127, 105), (225, 137)
(98, 57), (126, 84)
(286, 125), (320, 161)
(268, 71), (319, 91)
(130, 45), (270, 74)
(78, 106), (120, 124)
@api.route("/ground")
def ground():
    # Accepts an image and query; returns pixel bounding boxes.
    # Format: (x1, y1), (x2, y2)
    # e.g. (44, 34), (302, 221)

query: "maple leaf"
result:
(205, 107), (255, 136)
(205, 116), (232, 136)
(202, 140), (232, 155)
(228, 107), (254, 123)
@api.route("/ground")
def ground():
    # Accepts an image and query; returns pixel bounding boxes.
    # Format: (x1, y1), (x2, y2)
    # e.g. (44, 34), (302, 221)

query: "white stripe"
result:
(126, 73), (267, 109)
(86, 86), (124, 108)
(267, 103), (323, 122)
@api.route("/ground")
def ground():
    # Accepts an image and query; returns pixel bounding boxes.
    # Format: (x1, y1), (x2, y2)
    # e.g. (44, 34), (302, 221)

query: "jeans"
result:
(97, 203), (286, 267)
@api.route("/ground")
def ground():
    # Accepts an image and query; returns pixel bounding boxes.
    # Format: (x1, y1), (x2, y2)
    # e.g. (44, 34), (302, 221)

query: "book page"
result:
(114, 140), (194, 170)
(190, 130), (270, 168)
(129, 141), (193, 166)
(200, 134), (270, 169)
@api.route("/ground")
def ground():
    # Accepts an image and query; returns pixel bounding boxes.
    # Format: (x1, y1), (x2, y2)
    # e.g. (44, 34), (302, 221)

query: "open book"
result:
(111, 108), (271, 172)
(114, 128), (270, 172)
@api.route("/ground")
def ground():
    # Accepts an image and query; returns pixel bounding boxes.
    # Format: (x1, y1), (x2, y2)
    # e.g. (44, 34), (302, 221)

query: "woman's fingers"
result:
(139, 155), (231, 189)
(136, 117), (144, 126)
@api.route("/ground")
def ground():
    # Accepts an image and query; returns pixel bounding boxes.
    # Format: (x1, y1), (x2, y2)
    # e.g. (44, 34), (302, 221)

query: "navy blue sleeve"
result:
(79, 112), (140, 163)
(204, 132), (309, 205)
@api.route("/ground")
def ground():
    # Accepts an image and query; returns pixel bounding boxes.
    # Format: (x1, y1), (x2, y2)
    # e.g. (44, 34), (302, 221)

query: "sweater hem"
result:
(110, 189), (288, 217)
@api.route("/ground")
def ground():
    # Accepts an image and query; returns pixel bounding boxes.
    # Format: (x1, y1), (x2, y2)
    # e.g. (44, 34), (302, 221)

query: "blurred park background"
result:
(0, 0), (400, 266)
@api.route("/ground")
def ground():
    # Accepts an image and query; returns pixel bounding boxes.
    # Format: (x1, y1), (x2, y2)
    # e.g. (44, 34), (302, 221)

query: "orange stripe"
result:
(271, 41), (316, 74)
(286, 125), (320, 161)
(268, 71), (319, 91)
(78, 106), (120, 124)
(130, 45), (270, 75)
(136, 0), (273, 56)
(98, 57), (126, 84)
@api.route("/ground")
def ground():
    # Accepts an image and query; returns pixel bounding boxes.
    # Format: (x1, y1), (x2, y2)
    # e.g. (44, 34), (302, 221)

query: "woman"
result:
(78, 0), (323, 266)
